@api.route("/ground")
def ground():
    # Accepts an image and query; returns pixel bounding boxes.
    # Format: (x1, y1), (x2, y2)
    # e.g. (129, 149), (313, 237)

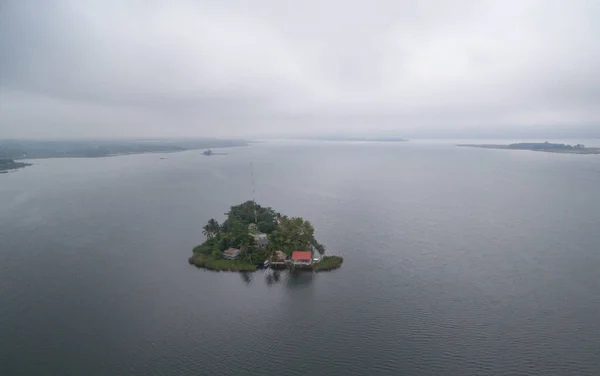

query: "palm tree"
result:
(202, 218), (220, 239)
(208, 219), (220, 236)
(202, 224), (210, 239)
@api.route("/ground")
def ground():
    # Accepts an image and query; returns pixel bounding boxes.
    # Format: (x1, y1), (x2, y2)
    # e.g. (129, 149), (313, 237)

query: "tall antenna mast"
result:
(250, 162), (258, 224)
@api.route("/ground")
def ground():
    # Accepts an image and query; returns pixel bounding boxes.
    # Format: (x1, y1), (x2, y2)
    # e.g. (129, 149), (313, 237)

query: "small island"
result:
(202, 149), (227, 156)
(0, 158), (32, 173)
(188, 201), (343, 272)
(458, 142), (600, 154)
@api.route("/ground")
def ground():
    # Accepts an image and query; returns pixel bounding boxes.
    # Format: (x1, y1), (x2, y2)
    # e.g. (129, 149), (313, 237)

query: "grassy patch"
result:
(188, 254), (257, 272)
(192, 239), (219, 255)
(314, 256), (344, 272)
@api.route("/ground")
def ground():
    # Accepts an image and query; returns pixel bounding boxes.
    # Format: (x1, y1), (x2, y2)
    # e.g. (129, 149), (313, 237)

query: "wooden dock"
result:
(270, 261), (288, 270)
(267, 260), (314, 270)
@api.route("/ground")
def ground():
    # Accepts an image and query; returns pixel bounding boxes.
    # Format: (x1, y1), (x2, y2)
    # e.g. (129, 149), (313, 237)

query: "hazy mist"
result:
(1, 0), (599, 139)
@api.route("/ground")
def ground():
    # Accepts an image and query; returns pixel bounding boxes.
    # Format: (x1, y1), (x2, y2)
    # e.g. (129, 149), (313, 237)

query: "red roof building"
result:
(291, 251), (312, 263)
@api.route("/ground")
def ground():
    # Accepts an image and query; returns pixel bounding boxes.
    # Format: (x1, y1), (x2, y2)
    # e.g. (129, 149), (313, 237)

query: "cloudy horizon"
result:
(1, 0), (599, 139)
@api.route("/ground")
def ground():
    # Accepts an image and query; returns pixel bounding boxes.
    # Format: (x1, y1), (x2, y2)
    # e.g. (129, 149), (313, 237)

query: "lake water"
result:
(1, 140), (600, 375)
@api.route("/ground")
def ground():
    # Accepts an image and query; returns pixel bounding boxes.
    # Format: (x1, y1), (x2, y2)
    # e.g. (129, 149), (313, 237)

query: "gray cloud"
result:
(1, 0), (599, 138)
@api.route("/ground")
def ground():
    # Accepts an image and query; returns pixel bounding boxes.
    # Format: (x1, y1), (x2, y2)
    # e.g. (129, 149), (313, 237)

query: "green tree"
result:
(208, 218), (220, 237)
(272, 216), (325, 255)
(202, 224), (211, 240)
(203, 218), (220, 239)
(236, 233), (254, 252)
(218, 233), (232, 251)
(223, 201), (278, 233)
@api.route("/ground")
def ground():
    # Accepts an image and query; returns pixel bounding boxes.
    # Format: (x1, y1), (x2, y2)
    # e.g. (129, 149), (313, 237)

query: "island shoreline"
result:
(189, 201), (343, 273)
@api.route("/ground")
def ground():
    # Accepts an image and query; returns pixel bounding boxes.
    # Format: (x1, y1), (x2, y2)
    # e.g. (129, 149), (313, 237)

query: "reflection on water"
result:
(265, 270), (280, 286)
(285, 270), (314, 289)
(240, 272), (252, 285)
(264, 269), (314, 288)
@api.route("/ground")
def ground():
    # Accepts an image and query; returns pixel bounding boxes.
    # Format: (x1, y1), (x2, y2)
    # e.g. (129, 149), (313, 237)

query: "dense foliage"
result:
(193, 201), (326, 267)
(221, 201), (279, 234)
(270, 216), (325, 255)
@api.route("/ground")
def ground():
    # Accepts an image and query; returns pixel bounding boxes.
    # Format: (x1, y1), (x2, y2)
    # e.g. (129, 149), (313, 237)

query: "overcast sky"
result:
(1, 0), (599, 139)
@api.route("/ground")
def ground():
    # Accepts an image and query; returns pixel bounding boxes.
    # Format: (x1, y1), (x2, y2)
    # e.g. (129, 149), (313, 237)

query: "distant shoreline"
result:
(457, 142), (600, 155)
(0, 139), (248, 160)
(299, 137), (408, 142)
(0, 159), (33, 173)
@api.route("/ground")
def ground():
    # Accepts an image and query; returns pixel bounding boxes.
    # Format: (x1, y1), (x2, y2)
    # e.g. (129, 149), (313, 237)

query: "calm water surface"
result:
(1, 141), (599, 375)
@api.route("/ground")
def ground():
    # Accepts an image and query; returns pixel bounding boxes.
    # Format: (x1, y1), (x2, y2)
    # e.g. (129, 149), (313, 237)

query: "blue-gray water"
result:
(1, 140), (600, 375)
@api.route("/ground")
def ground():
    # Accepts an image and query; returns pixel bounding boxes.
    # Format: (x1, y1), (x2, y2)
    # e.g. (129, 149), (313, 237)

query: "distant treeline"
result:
(457, 142), (600, 154)
(508, 142), (586, 150)
(0, 139), (247, 159)
(305, 136), (408, 142)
